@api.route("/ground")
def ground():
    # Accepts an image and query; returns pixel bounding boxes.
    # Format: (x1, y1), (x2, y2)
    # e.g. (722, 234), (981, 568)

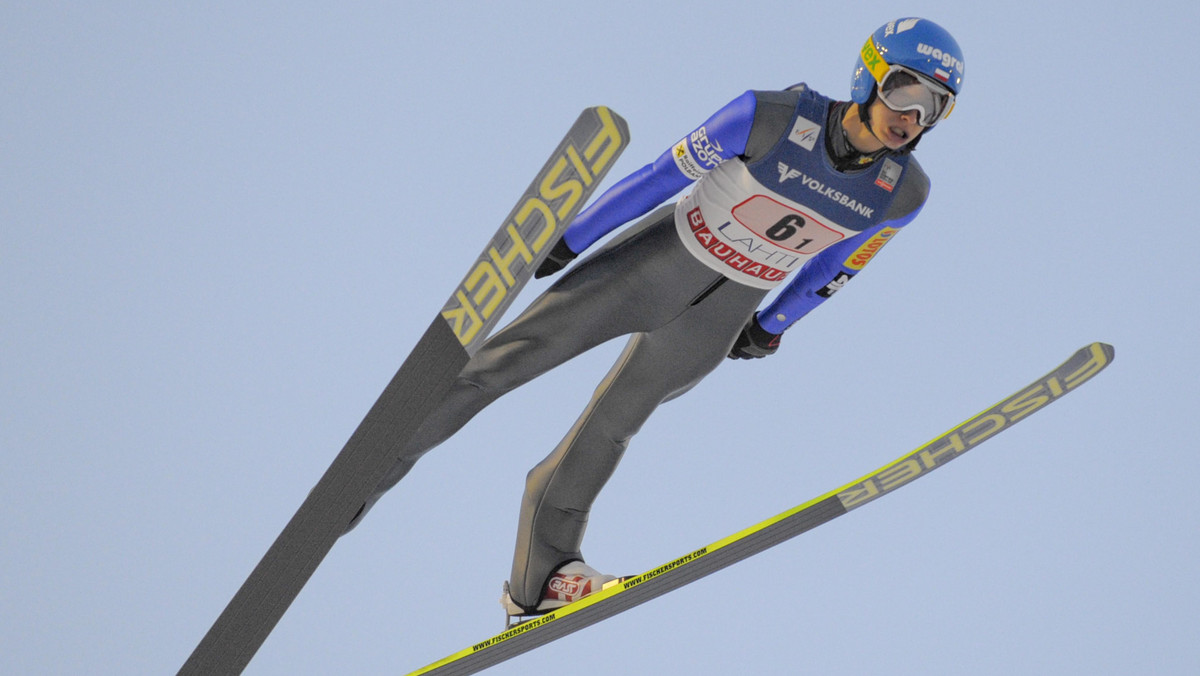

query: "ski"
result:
(406, 342), (1115, 676)
(180, 107), (630, 676)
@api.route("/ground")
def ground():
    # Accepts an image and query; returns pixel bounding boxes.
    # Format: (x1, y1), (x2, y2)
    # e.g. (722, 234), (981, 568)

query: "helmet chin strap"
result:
(858, 89), (883, 143)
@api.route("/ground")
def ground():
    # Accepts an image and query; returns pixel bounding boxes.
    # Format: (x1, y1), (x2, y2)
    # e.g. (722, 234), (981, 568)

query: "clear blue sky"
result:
(4, 2), (1197, 674)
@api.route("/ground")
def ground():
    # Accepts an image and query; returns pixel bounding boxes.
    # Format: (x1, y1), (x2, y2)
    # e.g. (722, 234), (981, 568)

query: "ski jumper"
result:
(354, 84), (931, 611)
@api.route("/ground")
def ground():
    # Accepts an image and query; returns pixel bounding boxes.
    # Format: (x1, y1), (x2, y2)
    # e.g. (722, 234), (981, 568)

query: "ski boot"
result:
(500, 560), (622, 628)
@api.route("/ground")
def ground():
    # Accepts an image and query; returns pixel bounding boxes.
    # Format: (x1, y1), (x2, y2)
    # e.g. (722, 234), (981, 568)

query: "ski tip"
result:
(579, 105), (630, 140)
(1055, 342), (1115, 391)
(1086, 341), (1115, 365)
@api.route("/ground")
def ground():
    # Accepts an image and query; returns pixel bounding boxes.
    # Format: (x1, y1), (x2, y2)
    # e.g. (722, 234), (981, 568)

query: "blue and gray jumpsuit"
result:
(357, 84), (930, 611)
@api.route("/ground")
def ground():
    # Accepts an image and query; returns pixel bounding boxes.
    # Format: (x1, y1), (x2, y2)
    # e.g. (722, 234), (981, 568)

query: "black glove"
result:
(727, 315), (782, 359)
(535, 238), (578, 279)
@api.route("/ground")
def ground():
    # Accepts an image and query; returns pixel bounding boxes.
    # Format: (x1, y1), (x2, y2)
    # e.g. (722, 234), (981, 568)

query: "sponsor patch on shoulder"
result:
(672, 139), (707, 180)
(672, 126), (726, 180)
(788, 115), (821, 151)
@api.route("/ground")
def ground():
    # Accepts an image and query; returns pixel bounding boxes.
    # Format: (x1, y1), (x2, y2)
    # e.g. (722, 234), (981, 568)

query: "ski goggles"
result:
(877, 65), (956, 127)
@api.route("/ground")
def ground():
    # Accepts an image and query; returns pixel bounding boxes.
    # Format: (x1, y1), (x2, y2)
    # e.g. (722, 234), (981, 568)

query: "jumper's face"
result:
(868, 97), (924, 149)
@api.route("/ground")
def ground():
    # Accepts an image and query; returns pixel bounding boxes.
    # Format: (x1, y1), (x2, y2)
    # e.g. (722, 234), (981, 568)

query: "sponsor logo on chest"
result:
(776, 162), (876, 218)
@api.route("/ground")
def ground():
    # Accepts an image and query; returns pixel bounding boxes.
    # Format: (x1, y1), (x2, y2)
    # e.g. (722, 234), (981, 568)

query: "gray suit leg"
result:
(508, 278), (766, 608)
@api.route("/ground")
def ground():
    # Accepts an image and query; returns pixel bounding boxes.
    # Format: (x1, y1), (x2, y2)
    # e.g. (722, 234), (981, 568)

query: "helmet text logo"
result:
(917, 43), (964, 74)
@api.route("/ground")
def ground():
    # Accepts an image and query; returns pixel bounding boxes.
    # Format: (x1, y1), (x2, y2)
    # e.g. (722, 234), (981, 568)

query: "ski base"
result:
(405, 342), (1114, 676)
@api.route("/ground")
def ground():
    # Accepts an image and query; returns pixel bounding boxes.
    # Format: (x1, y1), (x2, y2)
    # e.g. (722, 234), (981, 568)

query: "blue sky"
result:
(4, 2), (1198, 674)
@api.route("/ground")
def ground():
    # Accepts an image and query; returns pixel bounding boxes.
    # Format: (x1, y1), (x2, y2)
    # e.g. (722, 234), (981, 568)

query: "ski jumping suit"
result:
(356, 84), (931, 611)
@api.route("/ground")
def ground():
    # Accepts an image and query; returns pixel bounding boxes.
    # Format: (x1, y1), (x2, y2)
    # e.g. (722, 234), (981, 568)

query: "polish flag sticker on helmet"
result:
(934, 68), (951, 83)
(788, 115), (821, 151)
